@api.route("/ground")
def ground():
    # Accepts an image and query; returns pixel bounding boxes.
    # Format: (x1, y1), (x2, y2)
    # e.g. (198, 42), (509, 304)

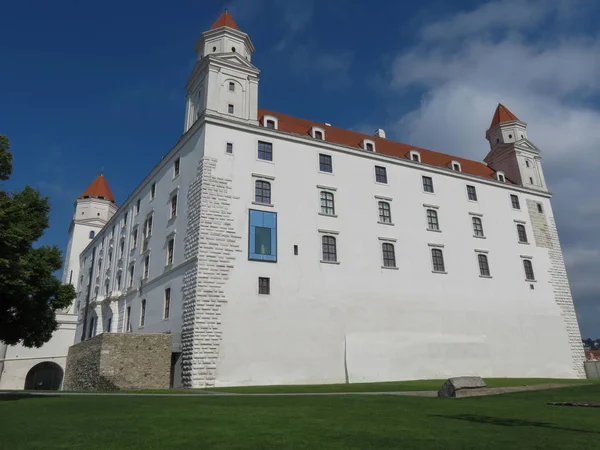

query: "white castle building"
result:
(0, 11), (586, 390)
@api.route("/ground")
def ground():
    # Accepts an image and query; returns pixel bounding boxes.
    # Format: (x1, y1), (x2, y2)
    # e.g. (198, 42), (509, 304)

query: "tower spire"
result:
(79, 174), (116, 204)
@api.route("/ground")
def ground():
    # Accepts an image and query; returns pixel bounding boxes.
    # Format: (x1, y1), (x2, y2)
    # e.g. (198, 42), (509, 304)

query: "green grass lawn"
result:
(1, 383), (599, 449)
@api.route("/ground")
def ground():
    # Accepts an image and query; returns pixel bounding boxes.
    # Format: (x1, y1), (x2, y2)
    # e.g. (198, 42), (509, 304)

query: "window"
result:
(422, 176), (434, 193)
(258, 141), (273, 161)
(378, 201), (392, 223)
(164, 288), (171, 319)
(431, 248), (445, 272)
(382, 243), (396, 268)
(136, 199), (141, 215)
(366, 143), (374, 152)
(426, 209), (439, 231)
(174, 158), (180, 177)
(320, 191), (335, 215)
(410, 151), (421, 162)
(322, 235), (337, 262)
(132, 228), (138, 250)
(472, 217), (484, 237)
(116, 273), (121, 290)
(375, 166), (388, 184)
(228, 104), (234, 114)
(498, 173), (506, 182)
(314, 130), (323, 140)
(89, 231), (95, 239)
(319, 154), (332, 173)
(123, 212), (128, 227)
(412, 153), (419, 161)
(167, 238), (174, 265)
(537, 203), (543, 213)
(525, 160), (530, 168)
(104, 280), (109, 295)
(523, 259), (535, 281)
(128, 265), (134, 288)
(111, 225), (115, 238)
(294, 245), (298, 255)
(143, 255), (149, 279)
(452, 162), (461, 171)
(140, 299), (146, 327)
(511, 194), (520, 209)
(266, 119), (275, 129)
(150, 183), (156, 200)
(258, 277), (270, 295)
(226, 142), (233, 154)
(517, 224), (528, 243)
(119, 239), (125, 257)
(467, 185), (478, 201)
(229, 82), (235, 92)
(249, 210), (277, 262)
(107, 317), (112, 333)
(478, 254), (490, 276)
(170, 194), (178, 218)
(125, 306), (131, 332)
(254, 180), (271, 204)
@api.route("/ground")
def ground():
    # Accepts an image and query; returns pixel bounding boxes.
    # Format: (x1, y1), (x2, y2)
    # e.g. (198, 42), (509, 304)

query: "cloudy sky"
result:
(1, 0), (598, 336)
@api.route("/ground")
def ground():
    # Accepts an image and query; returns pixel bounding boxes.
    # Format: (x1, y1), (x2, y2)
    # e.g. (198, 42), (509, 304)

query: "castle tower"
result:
(61, 174), (117, 313)
(183, 10), (260, 132)
(484, 104), (548, 191)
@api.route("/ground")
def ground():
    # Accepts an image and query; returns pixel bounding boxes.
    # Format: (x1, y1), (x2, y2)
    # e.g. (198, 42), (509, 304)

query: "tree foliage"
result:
(0, 134), (76, 347)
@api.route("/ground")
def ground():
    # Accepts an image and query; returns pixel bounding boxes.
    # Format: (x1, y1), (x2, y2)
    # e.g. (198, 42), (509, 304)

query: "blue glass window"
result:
(249, 210), (277, 262)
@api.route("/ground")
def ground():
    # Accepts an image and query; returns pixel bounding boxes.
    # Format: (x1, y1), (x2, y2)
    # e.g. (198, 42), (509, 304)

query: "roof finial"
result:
(100, 166), (104, 176)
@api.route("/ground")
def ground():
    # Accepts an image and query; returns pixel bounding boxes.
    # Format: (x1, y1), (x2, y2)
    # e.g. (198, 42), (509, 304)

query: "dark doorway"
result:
(24, 362), (64, 390)
(170, 352), (182, 388)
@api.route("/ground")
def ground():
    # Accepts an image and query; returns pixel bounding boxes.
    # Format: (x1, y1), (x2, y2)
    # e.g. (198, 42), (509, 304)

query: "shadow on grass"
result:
(0, 392), (59, 403)
(430, 414), (600, 435)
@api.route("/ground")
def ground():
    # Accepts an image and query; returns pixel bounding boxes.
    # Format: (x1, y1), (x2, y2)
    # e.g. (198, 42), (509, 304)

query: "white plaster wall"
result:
(202, 122), (579, 387)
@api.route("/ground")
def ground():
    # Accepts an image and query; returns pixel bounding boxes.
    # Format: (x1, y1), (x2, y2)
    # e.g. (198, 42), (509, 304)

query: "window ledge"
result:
(381, 266), (399, 270)
(252, 201), (274, 208)
(164, 263), (173, 271)
(467, 199), (479, 203)
(318, 213), (338, 218)
(256, 158), (275, 165)
(377, 221), (395, 226)
(473, 235), (486, 239)
(320, 260), (340, 265)
(375, 181), (389, 186)
(427, 228), (442, 233)
(423, 191), (436, 195)
(319, 170), (334, 175)
(518, 241), (530, 245)
(162, 318), (170, 322)
(479, 275), (493, 279)
(526, 279), (537, 283)
(432, 270), (448, 274)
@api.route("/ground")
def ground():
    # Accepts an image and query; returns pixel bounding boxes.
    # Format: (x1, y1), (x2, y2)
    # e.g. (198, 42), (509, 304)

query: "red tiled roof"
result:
(258, 108), (504, 182)
(79, 174), (116, 204)
(585, 350), (600, 360)
(489, 104), (519, 129)
(211, 10), (240, 31)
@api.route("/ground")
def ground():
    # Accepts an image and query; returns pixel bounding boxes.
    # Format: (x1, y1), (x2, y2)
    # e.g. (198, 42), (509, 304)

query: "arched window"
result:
(378, 201), (392, 223)
(382, 243), (396, 268)
(478, 254), (490, 276)
(255, 180), (271, 204)
(89, 230), (95, 239)
(523, 259), (535, 281)
(431, 248), (445, 272)
(320, 191), (335, 216)
(472, 217), (484, 237)
(321, 235), (337, 262)
(517, 224), (528, 243)
(426, 209), (439, 231)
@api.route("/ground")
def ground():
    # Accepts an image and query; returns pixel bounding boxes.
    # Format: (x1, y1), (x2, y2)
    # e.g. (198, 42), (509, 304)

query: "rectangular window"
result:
(320, 191), (335, 215)
(249, 209), (277, 262)
(314, 130), (323, 140)
(422, 176), (434, 193)
(319, 154), (332, 173)
(174, 158), (180, 177)
(258, 277), (270, 295)
(229, 82), (235, 92)
(150, 183), (156, 200)
(170, 194), (178, 218)
(167, 238), (174, 265)
(511, 194), (520, 209)
(132, 228), (138, 250)
(226, 143), (233, 154)
(378, 201), (392, 223)
(266, 120), (275, 129)
(366, 143), (374, 152)
(375, 166), (388, 184)
(164, 288), (171, 319)
(321, 235), (337, 262)
(472, 217), (484, 237)
(116, 273), (121, 290)
(537, 203), (543, 213)
(523, 259), (535, 281)
(128, 265), (134, 287)
(143, 255), (149, 279)
(426, 209), (439, 231)
(123, 212), (128, 227)
(467, 185), (478, 201)
(258, 141), (273, 161)
(255, 180), (271, 204)
(228, 104), (234, 114)
(382, 243), (396, 268)
(125, 306), (131, 332)
(431, 248), (445, 273)
(140, 299), (146, 327)
(136, 199), (141, 215)
(478, 254), (491, 277)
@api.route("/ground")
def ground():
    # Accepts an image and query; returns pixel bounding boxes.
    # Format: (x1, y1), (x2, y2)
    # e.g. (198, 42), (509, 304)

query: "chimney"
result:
(374, 129), (386, 138)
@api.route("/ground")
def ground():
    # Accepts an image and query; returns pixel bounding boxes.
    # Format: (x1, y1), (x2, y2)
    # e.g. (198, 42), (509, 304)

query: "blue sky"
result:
(1, 0), (599, 337)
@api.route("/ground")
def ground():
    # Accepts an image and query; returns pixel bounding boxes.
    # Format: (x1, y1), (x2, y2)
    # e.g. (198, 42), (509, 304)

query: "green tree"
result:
(0, 134), (76, 347)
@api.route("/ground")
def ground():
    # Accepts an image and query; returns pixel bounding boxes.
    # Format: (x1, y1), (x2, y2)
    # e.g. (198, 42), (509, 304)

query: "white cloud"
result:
(386, 0), (600, 336)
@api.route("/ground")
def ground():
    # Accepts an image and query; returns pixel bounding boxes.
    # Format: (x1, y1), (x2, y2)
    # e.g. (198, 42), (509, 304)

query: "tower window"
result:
(378, 201), (392, 224)
(229, 82), (235, 92)
(89, 231), (95, 239)
(255, 180), (272, 204)
(426, 209), (439, 231)
(529, 177), (534, 184)
(537, 203), (543, 213)
(422, 176), (434, 193)
(517, 224), (528, 243)
(150, 182), (156, 200)
(174, 158), (180, 177)
(257, 141), (273, 161)
(143, 255), (149, 279)
(467, 185), (478, 201)
(523, 259), (535, 281)
(472, 217), (484, 237)
(170, 194), (178, 218)
(320, 191), (335, 216)
(294, 245), (298, 255)
(164, 288), (171, 319)
(478, 254), (491, 277)
(167, 238), (174, 266)
(226, 143), (233, 154)
(231, 47), (236, 53)
(431, 248), (445, 273)
(136, 199), (141, 215)
(375, 166), (388, 184)
(508, 134), (513, 139)
(228, 104), (234, 114)
(525, 160), (530, 168)
(212, 46), (216, 52)
(258, 277), (270, 295)
(382, 243), (396, 268)
(510, 194), (520, 210)
(321, 235), (337, 262)
(319, 154), (333, 173)
(140, 299), (146, 327)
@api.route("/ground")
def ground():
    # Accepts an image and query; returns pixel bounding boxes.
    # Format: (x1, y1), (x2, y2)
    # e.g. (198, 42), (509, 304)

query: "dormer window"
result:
(263, 115), (278, 130)
(362, 139), (376, 152)
(228, 82), (235, 92)
(451, 161), (462, 172)
(311, 126), (326, 140)
(409, 150), (421, 162)
(496, 171), (506, 182)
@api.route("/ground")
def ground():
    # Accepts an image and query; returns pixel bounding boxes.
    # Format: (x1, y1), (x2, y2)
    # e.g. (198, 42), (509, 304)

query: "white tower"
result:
(61, 174), (117, 313)
(184, 10), (260, 133)
(484, 104), (548, 191)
